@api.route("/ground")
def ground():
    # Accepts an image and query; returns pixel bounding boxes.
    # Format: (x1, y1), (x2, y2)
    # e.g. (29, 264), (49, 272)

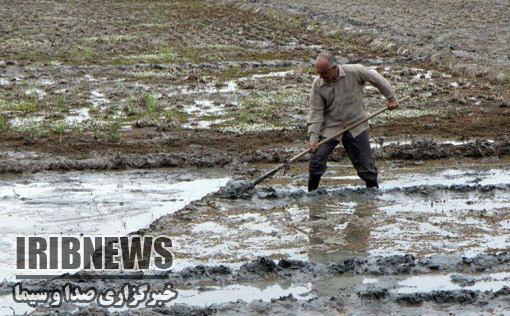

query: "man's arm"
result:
(307, 80), (325, 150)
(355, 65), (399, 109)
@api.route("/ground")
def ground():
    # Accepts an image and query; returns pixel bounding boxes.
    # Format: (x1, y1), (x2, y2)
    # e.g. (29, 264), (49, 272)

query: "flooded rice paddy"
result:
(158, 161), (510, 268)
(0, 168), (228, 281)
(1, 0), (509, 313)
(0, 159), (508, 314)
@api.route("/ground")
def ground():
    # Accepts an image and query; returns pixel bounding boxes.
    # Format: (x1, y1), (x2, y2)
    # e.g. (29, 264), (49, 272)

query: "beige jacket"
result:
(307, 64), (395, 142)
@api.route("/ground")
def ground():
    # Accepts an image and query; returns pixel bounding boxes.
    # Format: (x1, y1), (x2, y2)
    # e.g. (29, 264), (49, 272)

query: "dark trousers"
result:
(309, 130), (378, 185)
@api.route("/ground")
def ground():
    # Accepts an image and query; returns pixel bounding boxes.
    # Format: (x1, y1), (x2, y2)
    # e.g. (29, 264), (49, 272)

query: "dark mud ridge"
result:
(12, 253), (510, 315)
(2, 138), (509, 174)
(217, 181), (510, 199)
(242, 138), (510, 164)
(379, 138), (510, 160)
(359, 286), (510, 305)
(0, 152), (232, 174)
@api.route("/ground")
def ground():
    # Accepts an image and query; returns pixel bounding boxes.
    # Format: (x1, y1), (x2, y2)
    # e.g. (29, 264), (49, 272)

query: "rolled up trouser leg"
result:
(341, 130), (378, 186)
(308, 138), (340, 190)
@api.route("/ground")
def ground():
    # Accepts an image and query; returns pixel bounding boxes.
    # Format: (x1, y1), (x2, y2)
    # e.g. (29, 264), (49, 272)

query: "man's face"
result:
(316, 60), (338, 83)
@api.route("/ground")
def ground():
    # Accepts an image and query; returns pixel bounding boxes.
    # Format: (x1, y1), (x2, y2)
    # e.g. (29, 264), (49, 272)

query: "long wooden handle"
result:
(251, 96), (409, 186)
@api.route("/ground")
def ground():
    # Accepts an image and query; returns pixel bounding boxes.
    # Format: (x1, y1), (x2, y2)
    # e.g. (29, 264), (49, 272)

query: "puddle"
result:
(83, 74), (97, 82)
(218, 122), (287, 134)
(0, 168), (229, 281)
(362, 277), (379, 284)
(169, 80), (238, 96)
(184, 99), (225, 116)
(65, 108), (90, 125)
(0, 151), (39, 159)
(0, 295), (32, 315)
(39, 79), (54, 86)
(0, 281), (312, 314)
(9, 116), (45, 128)
(89, 90), (110, 107)
(183, 117), (232, 129)
(371, 138), (495, 149)
(412, 70), (432, 81)
(172, 282), (312, 306)
(251, 70), (294, 79)
(380, 167), (510, 189)
(500, 219), (510, 229)
(24, 88), (47, 99)
(394, 272), (510, 294)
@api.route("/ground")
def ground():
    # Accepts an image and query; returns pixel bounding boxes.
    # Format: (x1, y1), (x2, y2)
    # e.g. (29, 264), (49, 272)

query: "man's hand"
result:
(387, 98), (399, 110)
(309, 141), (319, 152)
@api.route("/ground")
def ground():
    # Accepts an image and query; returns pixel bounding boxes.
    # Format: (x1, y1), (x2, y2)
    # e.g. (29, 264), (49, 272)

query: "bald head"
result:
(315, 53), (339, 83)
(315, 53), (338, 69)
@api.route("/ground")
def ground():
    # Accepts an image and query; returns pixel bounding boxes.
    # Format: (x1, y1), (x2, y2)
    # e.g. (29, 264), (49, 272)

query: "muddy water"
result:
(2, 161), (510, 313)
(172, 282), (312, 306)
(164, 161), (510, 268)
(0, 281), (314, 315)
(0, 168), (229, 281)
(393, 271), (510, 294)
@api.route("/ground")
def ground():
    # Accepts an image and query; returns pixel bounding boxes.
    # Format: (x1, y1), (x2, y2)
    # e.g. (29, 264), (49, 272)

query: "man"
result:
(307, 53), (399, 191)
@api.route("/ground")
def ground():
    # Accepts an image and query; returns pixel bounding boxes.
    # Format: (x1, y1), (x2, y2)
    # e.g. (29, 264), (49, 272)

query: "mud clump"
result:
(277, 258), (307, 270)
(240, 256), (278, 274)
(417, 254), (462, 271)
(218, 179), (255, 199)
(371, 254), (416, 274)
(494, 286), (510, 297)
(256, 187), (279, 199)
(178, 265), (233, 281)
(450, 274), (476, 286)
(395, 289), (479, 305)
(462, 253), (510, 272)
(358, 286), (390, 300)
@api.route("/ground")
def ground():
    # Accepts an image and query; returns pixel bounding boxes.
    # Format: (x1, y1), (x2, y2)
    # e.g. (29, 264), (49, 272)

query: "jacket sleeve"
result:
(355, 64), (396, 100)
(307, 79), (325, 142)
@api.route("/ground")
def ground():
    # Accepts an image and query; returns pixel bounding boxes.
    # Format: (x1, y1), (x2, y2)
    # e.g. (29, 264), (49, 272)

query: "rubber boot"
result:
(308, 173), (322, 192)
(366, 179), (379, 188)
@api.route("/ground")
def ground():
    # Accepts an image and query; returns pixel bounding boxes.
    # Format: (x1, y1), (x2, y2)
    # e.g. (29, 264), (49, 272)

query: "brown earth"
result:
(0, 1), (508, 170)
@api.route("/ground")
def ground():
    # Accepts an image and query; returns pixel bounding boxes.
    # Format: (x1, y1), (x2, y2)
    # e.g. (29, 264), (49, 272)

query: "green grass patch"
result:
(16, 100), (39, 113)
(162, 107), (188, 123)
(238, 88), (307, 124)
(70, 47), (99, 63)
(371, 108), (438, 125)
(0, 114), (9, 132)
(219, 65), (243, 80)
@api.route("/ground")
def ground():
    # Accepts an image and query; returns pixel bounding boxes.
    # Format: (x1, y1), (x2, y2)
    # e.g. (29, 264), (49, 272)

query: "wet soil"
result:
(228, 0), (510, 80)
(1, 0), (509, 314)
(14, 254), (510, 315)
(4, 158), (509, 314)
(0, 1), (509, 175)
(1, 137), (508, 175)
